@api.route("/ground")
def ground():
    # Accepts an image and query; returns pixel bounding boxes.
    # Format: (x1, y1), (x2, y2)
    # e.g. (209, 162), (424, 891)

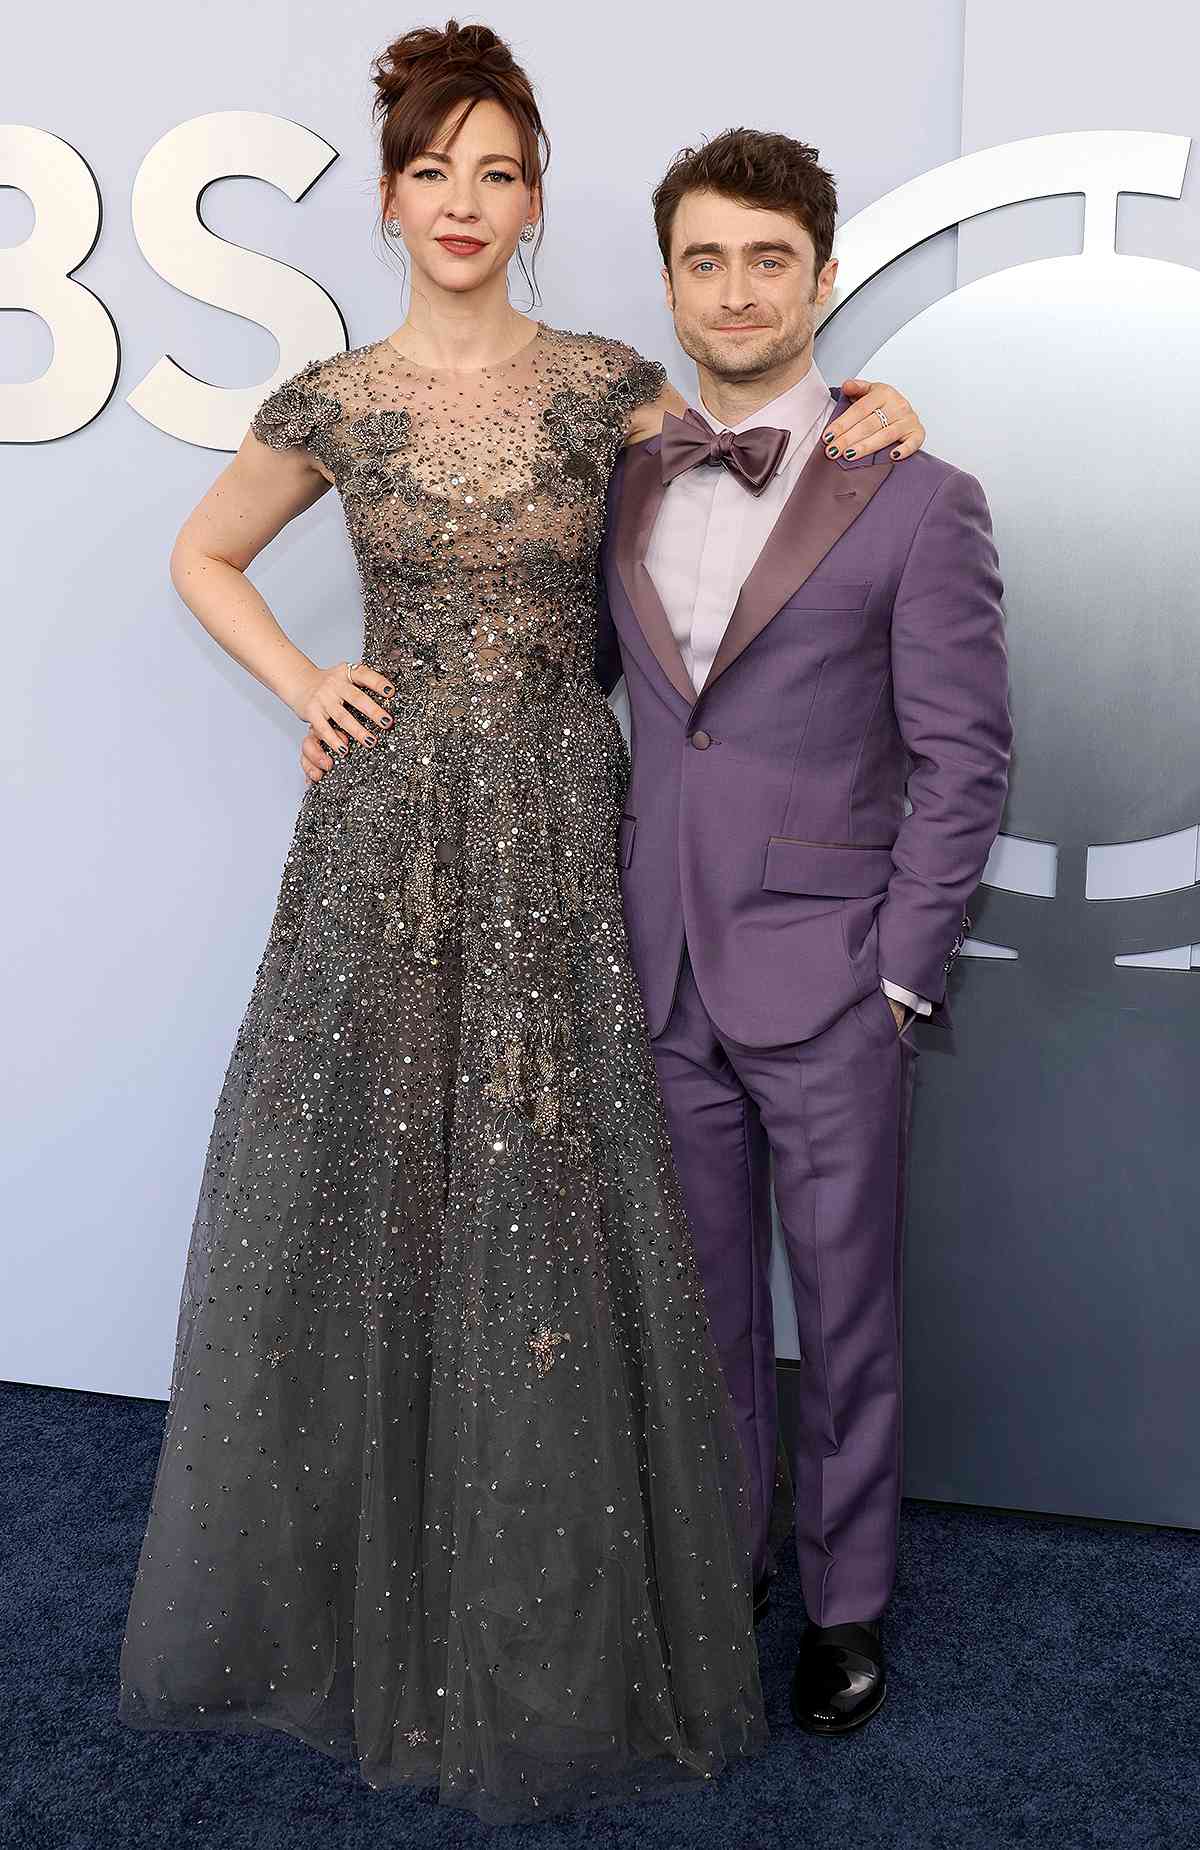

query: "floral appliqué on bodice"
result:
(251, 324), (662, 695)
(249, 325), (666, 1159)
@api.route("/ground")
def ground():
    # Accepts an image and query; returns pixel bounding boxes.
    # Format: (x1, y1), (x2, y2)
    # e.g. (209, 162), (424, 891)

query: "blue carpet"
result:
(2, 1379), (1196, 1849)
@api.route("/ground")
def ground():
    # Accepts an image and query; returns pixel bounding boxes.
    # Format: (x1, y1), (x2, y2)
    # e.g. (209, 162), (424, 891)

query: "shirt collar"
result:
(695, 361), (832, 470)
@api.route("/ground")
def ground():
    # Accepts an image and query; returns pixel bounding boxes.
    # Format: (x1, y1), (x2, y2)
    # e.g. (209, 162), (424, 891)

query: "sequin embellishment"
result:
(528, 1325), (571, 1376)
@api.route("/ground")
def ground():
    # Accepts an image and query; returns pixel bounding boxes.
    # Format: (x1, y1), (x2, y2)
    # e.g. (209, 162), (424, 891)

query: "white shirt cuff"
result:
(881, 979), (933, 1017)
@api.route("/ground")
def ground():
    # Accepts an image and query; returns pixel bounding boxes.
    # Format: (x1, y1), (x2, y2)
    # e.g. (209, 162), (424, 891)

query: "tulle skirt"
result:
(118, 676), (768, 1821)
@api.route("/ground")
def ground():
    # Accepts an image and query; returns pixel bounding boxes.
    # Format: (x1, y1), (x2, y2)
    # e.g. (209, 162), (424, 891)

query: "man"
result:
(301, 129), (1011, 1736)
(594, 129), (1010, 1735)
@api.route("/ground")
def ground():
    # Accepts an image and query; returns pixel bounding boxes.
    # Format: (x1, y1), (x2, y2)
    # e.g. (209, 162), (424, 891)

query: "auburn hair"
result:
(652, 128), (838, 274)
(371, 20), (549, 214)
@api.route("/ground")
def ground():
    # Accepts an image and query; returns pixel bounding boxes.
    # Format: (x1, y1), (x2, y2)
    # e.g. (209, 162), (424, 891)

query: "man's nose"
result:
(721, 275), (756, 313)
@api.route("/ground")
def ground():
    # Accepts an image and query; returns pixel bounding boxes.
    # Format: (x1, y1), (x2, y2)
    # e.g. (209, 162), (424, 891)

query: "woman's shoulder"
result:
(248, 343), (379, 451)
(538, 324), (667, 406)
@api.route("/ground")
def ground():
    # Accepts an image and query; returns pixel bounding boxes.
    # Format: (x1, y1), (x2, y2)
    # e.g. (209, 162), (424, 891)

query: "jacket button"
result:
(435, 838), (457, 865)
(690, 729), (712, 750)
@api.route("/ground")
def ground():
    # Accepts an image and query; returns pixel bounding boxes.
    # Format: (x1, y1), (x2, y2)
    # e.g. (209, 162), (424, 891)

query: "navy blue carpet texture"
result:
(2, 1378), (1197, 1850)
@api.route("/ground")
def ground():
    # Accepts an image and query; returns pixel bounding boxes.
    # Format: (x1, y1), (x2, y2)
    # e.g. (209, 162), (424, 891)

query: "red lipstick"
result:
(437, 236), (486, 256)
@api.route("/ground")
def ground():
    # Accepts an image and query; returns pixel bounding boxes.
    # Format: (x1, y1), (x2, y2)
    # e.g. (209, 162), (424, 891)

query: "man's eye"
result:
(758, 259), (781, 271)
(695, 261), (717, 274)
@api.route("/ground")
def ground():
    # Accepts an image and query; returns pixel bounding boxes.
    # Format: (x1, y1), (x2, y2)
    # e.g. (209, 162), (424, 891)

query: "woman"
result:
(118, 20), (924, 1823)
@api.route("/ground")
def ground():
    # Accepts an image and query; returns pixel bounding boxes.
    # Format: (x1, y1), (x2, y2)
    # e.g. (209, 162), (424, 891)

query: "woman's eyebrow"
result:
(410, 150), (521, 167)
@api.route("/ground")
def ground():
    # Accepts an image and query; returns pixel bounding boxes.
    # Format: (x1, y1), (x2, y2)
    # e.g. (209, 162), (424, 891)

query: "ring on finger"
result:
(346, 659), (366, 688)
(874, 407), (889, 430)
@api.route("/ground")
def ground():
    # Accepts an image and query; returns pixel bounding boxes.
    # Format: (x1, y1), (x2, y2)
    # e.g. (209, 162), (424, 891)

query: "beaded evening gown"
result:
(117, 324), (767, 1821)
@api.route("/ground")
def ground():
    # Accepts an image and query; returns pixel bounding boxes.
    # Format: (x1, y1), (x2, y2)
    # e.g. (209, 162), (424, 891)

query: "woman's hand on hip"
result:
(301, 723), (335, 785)
(292, 660), (394, 761)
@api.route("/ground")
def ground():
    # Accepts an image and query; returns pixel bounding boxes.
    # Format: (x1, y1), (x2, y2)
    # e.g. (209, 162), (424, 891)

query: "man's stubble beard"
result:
(674, 303), (817, 384)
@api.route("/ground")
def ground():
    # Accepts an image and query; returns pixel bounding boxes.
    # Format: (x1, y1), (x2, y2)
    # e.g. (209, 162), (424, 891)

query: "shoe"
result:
(753, 1575), (771, 1625)
(789, 1620), (886, 1734)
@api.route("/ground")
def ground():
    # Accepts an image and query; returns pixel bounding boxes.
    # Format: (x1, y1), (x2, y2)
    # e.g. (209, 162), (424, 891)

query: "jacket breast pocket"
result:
(778, 577), (872, 617)
(617, 813), (637, 870)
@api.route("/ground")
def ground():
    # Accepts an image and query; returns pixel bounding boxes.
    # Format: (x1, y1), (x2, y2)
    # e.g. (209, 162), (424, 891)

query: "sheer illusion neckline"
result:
(377, 320), (545, 376)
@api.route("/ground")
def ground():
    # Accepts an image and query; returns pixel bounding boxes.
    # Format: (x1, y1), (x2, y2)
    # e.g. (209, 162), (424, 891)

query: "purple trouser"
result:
(650, 946), (919, 1627)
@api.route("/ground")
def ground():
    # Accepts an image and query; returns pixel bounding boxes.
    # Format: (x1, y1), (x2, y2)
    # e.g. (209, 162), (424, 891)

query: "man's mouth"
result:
(711, 324), (772, 334)
(437, 236), (487, 256)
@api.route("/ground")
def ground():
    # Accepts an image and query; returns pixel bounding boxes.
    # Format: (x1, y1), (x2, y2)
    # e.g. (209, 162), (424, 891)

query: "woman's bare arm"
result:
(622, 375), (926, 459)
(170, 435), (334, 714)
(625, 380), (686, 446)
(170, 434), (393, 753)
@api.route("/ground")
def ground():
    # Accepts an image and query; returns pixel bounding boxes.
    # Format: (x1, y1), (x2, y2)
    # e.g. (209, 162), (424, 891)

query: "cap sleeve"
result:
(248, 360), (342, 456)
(604, 342), (667, 424)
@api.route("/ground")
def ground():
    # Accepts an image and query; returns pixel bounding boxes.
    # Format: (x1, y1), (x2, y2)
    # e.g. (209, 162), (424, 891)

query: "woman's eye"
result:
(483, 169), (517, 184)
(411, 167), (445, 181)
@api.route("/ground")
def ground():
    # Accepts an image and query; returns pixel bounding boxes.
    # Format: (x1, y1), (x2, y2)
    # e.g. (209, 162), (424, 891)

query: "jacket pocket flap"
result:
(780, 577), (871, 613)
(763, 837), (893, 897)
(617, 813), (637, 869)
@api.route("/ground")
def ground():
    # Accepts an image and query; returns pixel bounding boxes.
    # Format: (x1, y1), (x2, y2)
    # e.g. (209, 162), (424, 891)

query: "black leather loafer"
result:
(790, 1620), (886, 1734)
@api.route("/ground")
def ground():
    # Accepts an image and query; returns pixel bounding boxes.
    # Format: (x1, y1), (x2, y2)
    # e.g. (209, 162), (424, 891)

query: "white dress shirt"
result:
(644, 361), (931, 1018)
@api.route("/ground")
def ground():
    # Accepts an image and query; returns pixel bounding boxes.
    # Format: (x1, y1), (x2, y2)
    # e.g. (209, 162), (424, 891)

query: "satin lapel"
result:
(703, 436), (894, 696)
(613, 437), (697, 707)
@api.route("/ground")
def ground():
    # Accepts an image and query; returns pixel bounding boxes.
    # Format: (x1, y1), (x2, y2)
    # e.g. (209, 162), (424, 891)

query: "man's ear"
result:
(661, 262), (674, 311)
(815, 254), (838, 310)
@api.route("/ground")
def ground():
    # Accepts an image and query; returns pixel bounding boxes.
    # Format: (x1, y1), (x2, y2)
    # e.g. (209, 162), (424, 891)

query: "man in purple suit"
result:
(596, 130), (1011, 1734)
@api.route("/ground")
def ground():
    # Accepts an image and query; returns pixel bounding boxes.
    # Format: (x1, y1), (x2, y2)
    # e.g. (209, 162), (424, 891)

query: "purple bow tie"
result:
(659, 407), (790, 496)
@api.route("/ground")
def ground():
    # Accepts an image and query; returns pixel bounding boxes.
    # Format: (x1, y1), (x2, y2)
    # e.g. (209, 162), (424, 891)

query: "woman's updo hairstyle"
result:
(371, 20), (549, 293)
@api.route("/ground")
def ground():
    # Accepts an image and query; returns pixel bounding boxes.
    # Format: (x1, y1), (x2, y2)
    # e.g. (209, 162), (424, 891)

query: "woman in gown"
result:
(117, 20), (925, 1823)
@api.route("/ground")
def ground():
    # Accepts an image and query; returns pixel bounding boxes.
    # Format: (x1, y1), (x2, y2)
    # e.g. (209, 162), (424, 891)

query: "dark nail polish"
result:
(823, 431), (834, 443)
(826, 445), (839, 458)
(382, 715), (393, 727)
(891, 448), (902, 461)
(844, 448), (856, 459)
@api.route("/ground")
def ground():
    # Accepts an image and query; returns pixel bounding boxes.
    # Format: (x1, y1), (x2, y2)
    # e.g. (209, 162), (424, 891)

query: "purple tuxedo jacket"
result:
(595, 390), (1013, 1046)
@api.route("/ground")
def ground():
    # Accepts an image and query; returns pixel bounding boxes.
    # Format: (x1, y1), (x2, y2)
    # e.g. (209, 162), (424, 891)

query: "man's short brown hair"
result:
(652, 127), (838, 274)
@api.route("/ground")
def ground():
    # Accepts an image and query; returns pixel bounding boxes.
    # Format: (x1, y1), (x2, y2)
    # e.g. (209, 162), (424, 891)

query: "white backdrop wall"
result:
(5, 1), (1171, 1401)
